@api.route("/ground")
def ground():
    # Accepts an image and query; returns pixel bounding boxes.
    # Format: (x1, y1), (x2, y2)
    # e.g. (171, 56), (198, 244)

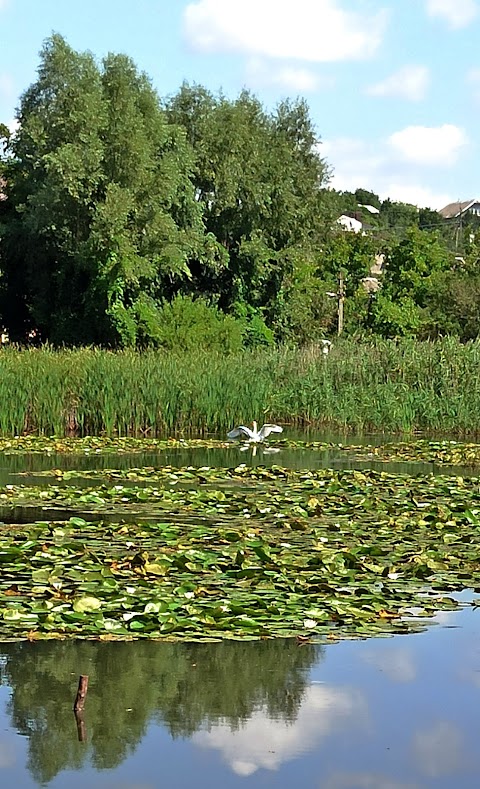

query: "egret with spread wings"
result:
(227, 420), (283, 443)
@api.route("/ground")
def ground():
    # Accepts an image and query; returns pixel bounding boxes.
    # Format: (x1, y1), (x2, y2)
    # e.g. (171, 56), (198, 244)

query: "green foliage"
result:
(384, 228), (450, 302)
(369, 293), (421, 337)
(423, 269), (480, 340)
(0, 122), (10, 169)
(321, 231), (377, 292)
(143, 294), (244, 352)
(418, 206), (443, 230)
(273, 253), (336, 344)
(1, 36), (479, 347)
(165, 84), (331, 321)
(0, 35), (215, 346)
(380, 199), (419, 230)
(369, 228), (453, 338)
(232, 302), (275, 347)
(354, 187), (381, 209)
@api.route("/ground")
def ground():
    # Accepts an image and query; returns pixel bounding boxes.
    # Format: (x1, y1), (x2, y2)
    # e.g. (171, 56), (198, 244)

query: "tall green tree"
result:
(1, 35), (216, 345)
(370, 228), (451, 337)
(164, 85), (332, 332)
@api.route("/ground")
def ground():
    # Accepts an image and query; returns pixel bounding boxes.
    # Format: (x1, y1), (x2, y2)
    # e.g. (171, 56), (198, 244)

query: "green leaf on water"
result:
(73, 596), (103, 613)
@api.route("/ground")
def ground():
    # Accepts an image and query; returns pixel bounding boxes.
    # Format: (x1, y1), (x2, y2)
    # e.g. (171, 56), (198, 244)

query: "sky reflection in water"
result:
(0, 438), (478, 787)
(0, 603), (479, 788)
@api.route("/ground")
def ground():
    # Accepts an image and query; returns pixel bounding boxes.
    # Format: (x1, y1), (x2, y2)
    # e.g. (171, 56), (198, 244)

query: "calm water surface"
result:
(0, 435), (479, 787)
(0, 430), (475, 483)
(0, 602), (479, 788)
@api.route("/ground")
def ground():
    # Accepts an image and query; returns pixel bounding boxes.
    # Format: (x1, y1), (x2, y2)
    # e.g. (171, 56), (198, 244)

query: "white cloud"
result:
(426, 0), (478, 28)
(193, 682), (366, 775)
(388, 124), (468, 166)
(384, 183), (453, 209)
(413, 720), (469, 777)
(322, 136), (454, 209)
(245, 58), (330, 92)
(362, 647), (417, 683)
(183, 0), (387, 62)
(366, 65), (430, 101)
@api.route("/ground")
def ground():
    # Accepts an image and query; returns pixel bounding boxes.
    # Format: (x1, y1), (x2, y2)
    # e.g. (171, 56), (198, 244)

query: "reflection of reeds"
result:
(1, 337), (480, 436)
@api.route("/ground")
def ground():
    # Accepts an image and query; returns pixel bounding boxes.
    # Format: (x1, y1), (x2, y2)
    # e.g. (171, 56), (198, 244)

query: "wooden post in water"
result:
(73, 674), (89, 712)
(73, 675), (89, 742)
(74, 710), (87, 743)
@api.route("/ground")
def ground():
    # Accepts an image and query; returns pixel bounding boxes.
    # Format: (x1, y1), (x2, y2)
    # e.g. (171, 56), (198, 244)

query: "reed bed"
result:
(1, 337), (480, 437)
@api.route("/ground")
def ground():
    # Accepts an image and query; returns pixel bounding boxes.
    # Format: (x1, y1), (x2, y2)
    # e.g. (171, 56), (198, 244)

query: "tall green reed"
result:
(1, 337), (480, 436)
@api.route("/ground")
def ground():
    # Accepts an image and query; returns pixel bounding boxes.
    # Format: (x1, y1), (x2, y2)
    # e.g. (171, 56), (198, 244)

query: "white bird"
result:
(227, 420), (283, 443)
(320, 339), (332, 356)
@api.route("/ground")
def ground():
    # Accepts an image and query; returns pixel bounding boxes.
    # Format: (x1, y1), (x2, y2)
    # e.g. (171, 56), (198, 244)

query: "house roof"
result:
(359, 203), (380, 214)
(439, 199), (477, 219)
(337, 214), (363, 233)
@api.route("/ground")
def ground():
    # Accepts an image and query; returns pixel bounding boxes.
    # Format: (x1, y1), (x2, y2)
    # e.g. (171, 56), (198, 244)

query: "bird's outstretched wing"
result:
(227, 425), (255, 440)
(258, 424), (283, 440)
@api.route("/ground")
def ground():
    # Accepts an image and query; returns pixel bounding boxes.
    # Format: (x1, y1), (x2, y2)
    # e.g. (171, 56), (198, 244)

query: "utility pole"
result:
(338, 268), (345, 335)
(455, 199), (463, 252)
(326, 268), (346, 335)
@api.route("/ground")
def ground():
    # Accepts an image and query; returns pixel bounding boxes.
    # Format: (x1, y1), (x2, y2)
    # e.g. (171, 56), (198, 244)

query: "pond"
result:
(0, 597), (478, 788)
(0, 433), (479, 786)
(0, 431), (476, 481)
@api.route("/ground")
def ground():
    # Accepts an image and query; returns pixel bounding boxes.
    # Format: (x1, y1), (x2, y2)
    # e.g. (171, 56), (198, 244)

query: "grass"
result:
(1, 337), (480, 436)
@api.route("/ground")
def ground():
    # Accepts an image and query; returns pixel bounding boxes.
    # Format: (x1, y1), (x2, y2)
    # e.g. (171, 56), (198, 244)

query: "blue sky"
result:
(1, 0), (479, 209)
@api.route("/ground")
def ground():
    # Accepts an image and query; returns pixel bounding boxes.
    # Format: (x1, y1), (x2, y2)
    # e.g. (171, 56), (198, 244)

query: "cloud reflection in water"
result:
(193, 681), (366, 776)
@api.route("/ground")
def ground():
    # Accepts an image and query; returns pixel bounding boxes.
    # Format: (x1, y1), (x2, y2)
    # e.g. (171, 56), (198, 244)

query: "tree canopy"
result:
(0, 34), (477, 346)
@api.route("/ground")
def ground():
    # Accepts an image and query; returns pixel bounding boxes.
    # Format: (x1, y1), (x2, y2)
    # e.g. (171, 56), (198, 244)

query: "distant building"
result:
(439, 199), (480, 220)
(336, 214), (363, 233)
(358, 203), (380, 215)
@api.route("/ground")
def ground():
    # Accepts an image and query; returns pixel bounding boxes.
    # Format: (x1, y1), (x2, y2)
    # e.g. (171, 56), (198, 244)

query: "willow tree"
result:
(1, 35), (217, 345)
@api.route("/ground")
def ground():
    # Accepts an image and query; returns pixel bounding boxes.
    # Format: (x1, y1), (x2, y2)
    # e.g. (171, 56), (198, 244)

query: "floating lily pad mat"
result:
(0, 465), (479, 642)
(2, 435), (480, 468)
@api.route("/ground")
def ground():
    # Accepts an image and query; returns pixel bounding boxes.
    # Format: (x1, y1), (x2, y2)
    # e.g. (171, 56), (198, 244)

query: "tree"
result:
(383, 227), (450, 304)
(418, 206), (443, 231)
(354, 188), (381, 209)
(423, 268), (480, 340)
(0, 35), (218, 346)
(379, 199), (419, 231)
(369, 228), (451, 337)
(164, 85), (332, 334)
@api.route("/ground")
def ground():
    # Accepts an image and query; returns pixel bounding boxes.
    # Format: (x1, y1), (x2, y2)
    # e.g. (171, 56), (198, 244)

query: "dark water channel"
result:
(0, 600), (479, 788)
(0, 436), (479, 787)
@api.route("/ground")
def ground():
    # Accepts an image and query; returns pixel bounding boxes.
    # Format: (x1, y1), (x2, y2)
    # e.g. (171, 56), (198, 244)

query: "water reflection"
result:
(0, 607), (479, 787)
(0, 639), (317, 784)
(193, 681), (366, 776)
(413, 720), (470, 779)
(0, 443), (475, 485)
